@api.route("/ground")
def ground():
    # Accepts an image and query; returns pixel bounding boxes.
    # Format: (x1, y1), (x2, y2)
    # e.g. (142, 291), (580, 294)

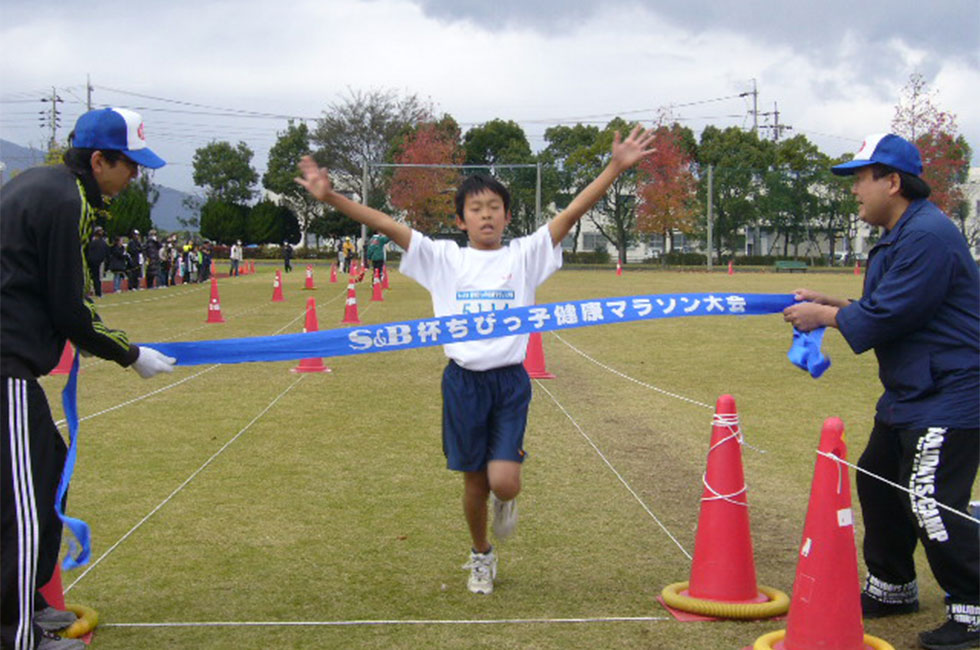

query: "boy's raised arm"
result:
(295, 155), (412, 250)
(548, 125), (656, 247)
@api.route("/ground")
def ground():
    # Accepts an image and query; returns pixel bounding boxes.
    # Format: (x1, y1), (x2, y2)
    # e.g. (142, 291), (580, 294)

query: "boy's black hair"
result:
(63, 132), (128, 207)
(870, 163), (931, 201)
(454, 174), (510, 219)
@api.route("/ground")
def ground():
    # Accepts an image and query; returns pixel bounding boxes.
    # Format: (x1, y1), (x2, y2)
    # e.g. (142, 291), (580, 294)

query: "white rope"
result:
(54, 366), (221, 429)
(102, 616), (671, 628)
(64, 374), (307, 593)
(701, 413), (748, 507)
(93, 283), (208, 309)
(533, 379), (692, 561)
(552, 332), (711, 409)
(550, 332), (768, 455)
(815, 450), (980, 526)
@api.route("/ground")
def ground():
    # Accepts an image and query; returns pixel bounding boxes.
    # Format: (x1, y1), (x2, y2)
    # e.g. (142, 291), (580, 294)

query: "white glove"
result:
(132, 346), (177, 379)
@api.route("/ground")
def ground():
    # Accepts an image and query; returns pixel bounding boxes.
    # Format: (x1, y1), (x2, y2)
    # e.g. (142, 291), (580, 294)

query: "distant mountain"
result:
(0, 138), (198, 233)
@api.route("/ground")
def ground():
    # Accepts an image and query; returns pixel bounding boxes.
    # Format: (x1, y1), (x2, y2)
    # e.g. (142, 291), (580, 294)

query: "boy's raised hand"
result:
(295, 155), (334, 202)
(611, 125), (657, 171)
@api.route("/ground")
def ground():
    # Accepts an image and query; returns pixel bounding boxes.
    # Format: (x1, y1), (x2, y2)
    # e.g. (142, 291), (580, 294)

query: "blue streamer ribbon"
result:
(55, 292), (827, 569)
(57, 351), (91, 570)
(144, 292), (828, 379)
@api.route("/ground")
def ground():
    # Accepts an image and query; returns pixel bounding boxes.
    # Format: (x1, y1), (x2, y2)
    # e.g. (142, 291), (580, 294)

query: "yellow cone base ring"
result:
(753, 628), (894, 650)
(60, 604), (99, 639)
(661, 581), (790, 620)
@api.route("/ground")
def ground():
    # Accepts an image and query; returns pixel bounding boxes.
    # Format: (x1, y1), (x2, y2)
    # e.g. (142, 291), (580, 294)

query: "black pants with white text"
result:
(857, 422), (979, 607)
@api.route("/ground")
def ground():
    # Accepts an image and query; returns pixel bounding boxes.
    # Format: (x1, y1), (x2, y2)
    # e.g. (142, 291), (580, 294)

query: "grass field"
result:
(38, 263), (962, 650)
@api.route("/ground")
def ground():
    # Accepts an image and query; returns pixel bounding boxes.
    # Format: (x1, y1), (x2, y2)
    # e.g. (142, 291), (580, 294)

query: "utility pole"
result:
(86, 74), (93, 110)
(760, 102), (793, 142)
(706, 164), (714, 270)
(739, 79), (758, 133)
(40, 87), (63, 152)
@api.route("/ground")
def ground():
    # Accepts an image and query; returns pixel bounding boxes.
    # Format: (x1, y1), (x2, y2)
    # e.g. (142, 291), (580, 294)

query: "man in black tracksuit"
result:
(785, 133), (979, 650)
(1, 107), (176, 650)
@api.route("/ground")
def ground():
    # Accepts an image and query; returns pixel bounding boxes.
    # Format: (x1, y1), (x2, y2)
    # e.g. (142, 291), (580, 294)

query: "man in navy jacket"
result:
(784, 133), (978, 650)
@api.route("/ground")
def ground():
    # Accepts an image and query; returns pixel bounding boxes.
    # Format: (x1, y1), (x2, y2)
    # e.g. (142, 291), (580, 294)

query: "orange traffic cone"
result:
(206, 276), (224, 323)
(272, 270), (284, 302)
(330, 263), (338, 283)
(524, 332), (555, 379)
(660, 395), (788, 620)
(382, 265), (390, 290)
(249, 260), (255, 274)
(240, 260), (248, 275)
(616, 259), (623, 276)
(342, 276), (361, 324)
(304, 264), (316, 290)
(728, 260), (734, 276)
(370, 269), (384, 302)
(753, 419), (894, 650)
(50, 342), (74, 376)
(292, 297), (331, 373)
(854, 260), (861, 276)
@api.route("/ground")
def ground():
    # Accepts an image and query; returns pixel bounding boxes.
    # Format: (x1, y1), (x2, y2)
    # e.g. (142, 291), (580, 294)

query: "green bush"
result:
(563, 249), (611, 264)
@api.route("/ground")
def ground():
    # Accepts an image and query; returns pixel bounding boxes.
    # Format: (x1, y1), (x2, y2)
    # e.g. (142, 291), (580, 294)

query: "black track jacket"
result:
(1, 165), (138, 379)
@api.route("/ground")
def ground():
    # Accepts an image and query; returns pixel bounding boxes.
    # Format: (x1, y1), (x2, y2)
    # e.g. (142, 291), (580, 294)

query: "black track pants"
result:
(857, 422), (979, 606)
(1, 377), (66, 650)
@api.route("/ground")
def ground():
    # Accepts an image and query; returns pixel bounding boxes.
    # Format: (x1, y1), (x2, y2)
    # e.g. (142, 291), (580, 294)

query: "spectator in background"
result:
(125, 229), (142, 290)
(283, 241), (293, 273)
(229, 240), (243, 277)
(143, 230), (162, 289)
(84, 226), (109, 298)
(342, 236), (355, 273)
(107, 235), (128, 293)
(199, 241), (212, 282)
(366, 232), (389, 281)
(182, 241), (196, 284)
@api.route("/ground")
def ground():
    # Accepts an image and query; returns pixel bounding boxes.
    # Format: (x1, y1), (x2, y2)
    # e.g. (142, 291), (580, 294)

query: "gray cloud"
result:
(407, 0), (979, 64)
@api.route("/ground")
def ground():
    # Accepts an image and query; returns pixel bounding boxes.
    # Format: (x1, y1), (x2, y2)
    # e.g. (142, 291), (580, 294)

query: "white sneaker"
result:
(462, 548), (497, 594)
(491, 494), (518, 540)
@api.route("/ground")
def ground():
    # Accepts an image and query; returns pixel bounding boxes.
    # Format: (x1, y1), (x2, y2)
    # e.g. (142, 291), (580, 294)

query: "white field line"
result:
(64, 374), (307, 593)
(102, 616), (671, 628)
(533, 379), (693, 561)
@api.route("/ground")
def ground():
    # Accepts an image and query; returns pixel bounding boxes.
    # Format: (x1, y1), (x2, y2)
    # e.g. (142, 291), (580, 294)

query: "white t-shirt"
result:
(400, 224), (563, 371)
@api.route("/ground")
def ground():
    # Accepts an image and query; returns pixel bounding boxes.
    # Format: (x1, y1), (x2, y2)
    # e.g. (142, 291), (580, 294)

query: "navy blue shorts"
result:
(441, 361), (531, 472)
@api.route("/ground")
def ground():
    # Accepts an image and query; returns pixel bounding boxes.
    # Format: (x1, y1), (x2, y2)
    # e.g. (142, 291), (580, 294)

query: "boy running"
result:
(296, 125), (655, 594)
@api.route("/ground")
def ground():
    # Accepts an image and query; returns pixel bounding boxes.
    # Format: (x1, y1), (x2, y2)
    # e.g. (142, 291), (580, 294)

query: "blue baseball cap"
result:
(72, 107), (166, 169)
(831, 133), (922, 176)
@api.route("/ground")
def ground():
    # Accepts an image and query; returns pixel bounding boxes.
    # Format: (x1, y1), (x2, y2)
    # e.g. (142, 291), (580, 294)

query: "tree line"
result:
(120, 74), (978, 260)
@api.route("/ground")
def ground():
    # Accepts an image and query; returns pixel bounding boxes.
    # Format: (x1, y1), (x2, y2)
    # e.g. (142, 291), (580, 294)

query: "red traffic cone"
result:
(330, 263), (338, 283)
(292, 297), (331, 373)
(660, 395), (788, 621)
(382, 265), (390, 290)
(342, 277), (361, 324)
(272, 270), (284, 302)
(240, 260), (248, 275)
(40, 562), (98, 640)
(370, 269), (384, 302)
(728, 260), (734, 276)
(50, 342), (74, 375)
(304, 264), (316, 290)
(688, 394), (759, 601)
(206, 276), (224, 323)
(753, 418), (893, 650)
(853, 260), (861, 276)
(616, 258), (623, 276)
(249, 260), (255, 274)
(524, 332), (555, 379)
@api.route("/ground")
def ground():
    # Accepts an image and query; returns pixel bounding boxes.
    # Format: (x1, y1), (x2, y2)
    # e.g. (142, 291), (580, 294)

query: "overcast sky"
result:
(1, 0), (977, 195)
